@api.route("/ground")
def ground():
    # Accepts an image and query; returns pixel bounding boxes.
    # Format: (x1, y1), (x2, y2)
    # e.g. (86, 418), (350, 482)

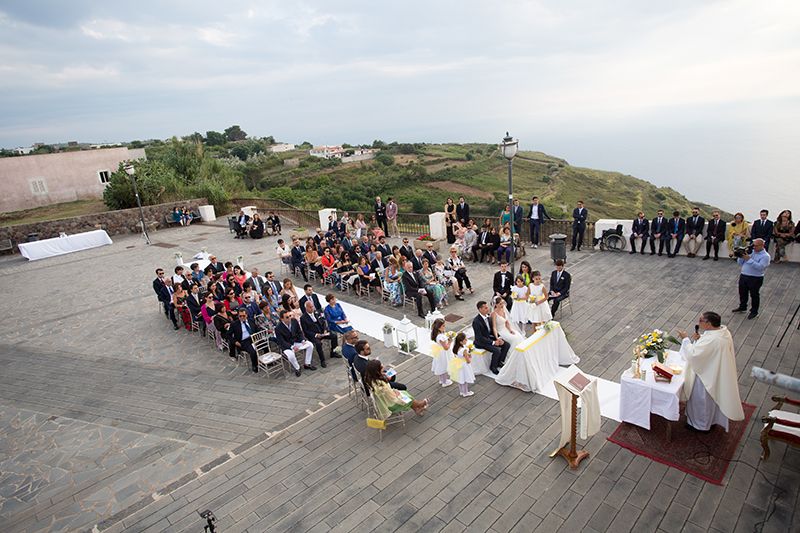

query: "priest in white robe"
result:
(677, 311), (744, 432)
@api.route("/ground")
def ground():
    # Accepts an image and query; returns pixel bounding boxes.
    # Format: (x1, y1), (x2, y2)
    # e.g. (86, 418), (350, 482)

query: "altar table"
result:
(619, 350), (685, 430)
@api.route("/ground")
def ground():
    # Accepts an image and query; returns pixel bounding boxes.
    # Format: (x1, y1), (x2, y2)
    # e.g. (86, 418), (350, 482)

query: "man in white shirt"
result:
(275, 238), (292, 265)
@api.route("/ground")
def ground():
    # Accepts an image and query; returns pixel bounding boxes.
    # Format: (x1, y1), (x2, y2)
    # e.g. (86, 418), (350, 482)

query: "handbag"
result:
(457, 267), (467, 275)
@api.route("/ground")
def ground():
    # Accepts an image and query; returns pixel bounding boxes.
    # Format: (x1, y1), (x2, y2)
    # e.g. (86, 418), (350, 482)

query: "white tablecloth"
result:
(495, 323), (580, 393)
(619, 350), (685, 430)
(18, 230), (113, 260)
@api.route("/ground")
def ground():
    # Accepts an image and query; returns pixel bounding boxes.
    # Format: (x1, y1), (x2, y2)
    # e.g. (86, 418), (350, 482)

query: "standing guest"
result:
(430, 319), (454, 388)
(327, 214), (337, 234)
(493, 260), (514, 310)
(231, 308), (260, 373)
(212, 303), (233, 355)
(666, 210), (686, 258)
(235, 209), (250, 238)
(677, 312), (744, 432)
(374, 196), (388, 236)
(402, 260), (437, 318)
(750, 209), (774, 250)
(456, 196), (470, 225)
(362, 359), (428, 415)
(300, 300), (339, 368)
(528, 271), (553, 328)
(629, 212), (650, 255)
(570, 200), (588, 251)
(512, 199), (524, 237)
(463, 224), (477, 259)
(354, 213), (367, 239)
(726, 212), (750, 258)
(248, 213), (265, 239)
(444, 197), (457, 244)
(732, 238), (770, 319)
(450, 332), (476, 398)
(275, 309), (314, 376)
(324, 294), (354, 334)
(500, 205), (511, 227)
(528, 196), (550, 248)
(649, 209), (669, 256)
(472, 301), (509, 375)
(548, 259), (571, 314)
(703, 210), (726, 261)
(684, 207), (706, 258)
(290, 238), (308, 282)
(772, 210), (795, 263)
(386, 197), (398, 238)
(447, 247), (473, 299)
(510, 276), (530, 333)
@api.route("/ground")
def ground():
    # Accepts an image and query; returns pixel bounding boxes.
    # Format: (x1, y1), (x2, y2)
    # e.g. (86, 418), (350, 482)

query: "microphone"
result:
(694, 325), (700, 335)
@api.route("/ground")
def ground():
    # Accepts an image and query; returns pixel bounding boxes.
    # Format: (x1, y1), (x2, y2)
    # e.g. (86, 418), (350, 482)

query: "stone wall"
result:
(0, 198), (207, 251)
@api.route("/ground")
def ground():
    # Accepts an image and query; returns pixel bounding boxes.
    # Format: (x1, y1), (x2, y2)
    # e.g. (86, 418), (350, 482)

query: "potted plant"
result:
(382, 323), (396, 348)
(294, 227), (310, 239)
(398, 339), (418, 353)
(413, 233), (441, 252)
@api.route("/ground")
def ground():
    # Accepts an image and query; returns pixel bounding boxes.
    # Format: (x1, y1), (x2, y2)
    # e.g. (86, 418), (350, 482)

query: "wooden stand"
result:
(551, 392), (589, 469)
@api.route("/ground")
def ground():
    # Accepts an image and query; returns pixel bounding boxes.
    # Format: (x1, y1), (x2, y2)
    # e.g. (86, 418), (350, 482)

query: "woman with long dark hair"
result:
(363, 359), (428, 416)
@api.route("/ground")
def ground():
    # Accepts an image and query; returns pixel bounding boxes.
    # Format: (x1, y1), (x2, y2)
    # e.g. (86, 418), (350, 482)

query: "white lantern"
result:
(499, 132), (518, 160)
(425, 309), (445, 330)
(395, 315), (419, 355)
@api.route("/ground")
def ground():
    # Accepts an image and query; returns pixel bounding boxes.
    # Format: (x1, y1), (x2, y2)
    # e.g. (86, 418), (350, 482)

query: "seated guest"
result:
(371, 251), (388, 276)
(185, 284), (203, 326)
(249, 267), (266, 294)
(352, 340), (406, 392)
(377, 236), (391, 258)
(423, 242), (440, 266)
(263, 272), (282, 300)
(750, 209), (773, 250)
(320, 247), (338, 282)
(677, 312), (744, 432)
(230, 308), (260, 373)
(383, 258), (403, 306)
(234, 209), (250, 238)
(497, 227), (513, 263)
(266, 211), (281, 235)
(649, 209), (669, 256)
(474, 226), (490, 263)
(248, 213), (265, 239)
(208, 255), (225, 274)
(703, 210), (726, 261)
(363, 359), (428, 416)
(299, 284), (323, 313)
(221, 262), (235, 281)
(726, 212), (750, 258)
(666, 210), (686, 258)
(356, 257), (381, 293)
(182, 206), (194, 226)
(463, 224), (478, 259)
(410, 249), (424, 272)
(772, 210), (794, 263)
(305, 241), (323, 278)
(275, 309), (314, 376)
(281, 293), (302, 321)
(275, 239), (292, 265)
(173, 265), (191, 289)
(629, 212), (650, 255)
(399, 237), (415, 260)
(300, 300), (339, 368)
(445, 247), (472, 300)
(493, 261), (513, 310)
(402, 260), (437, 318)
(420, 259), (446, 308)
(231, 265), (247, 287)
(684, 207), (705, 258)
(281, 278), (297, 299)
(223, 288), (242, 313)
(341, 330), (359, 366)
(190, 262), (205, 284)
(472, 300), (509, 375)
(241, 292), (262, 321)
(548, 259), (571, 314)
(212, 303), (234, 355)
(172, 284), (192, 330)
(290, 237), (308, 282)
(172, 207), (184, 225)
(324, 294), (354, 334)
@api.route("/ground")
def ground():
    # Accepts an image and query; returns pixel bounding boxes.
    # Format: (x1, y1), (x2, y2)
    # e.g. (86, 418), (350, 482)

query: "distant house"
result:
(0, 147), (146, 213)
(309, 145), (344, 159)
(268, 143), (295, 153)
(308, 145), (376, 162)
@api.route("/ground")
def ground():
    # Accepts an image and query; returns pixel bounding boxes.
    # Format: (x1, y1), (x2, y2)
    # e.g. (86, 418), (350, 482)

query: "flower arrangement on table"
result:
(382, 323), (395, 334)
(416, 234), (435, 241)
(542, 321), (558, 333)
(398, 339), (418, 352)
(633, 329), (680, 364)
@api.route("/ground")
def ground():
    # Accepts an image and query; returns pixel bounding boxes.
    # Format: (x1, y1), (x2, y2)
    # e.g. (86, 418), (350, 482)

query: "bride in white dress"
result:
(491, 296), (525, 351)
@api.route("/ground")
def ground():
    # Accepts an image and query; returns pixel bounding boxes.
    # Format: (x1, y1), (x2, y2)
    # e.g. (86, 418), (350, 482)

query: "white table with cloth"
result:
(619, 350), (685, 430)
(17, 230), (113, 260)
(495, 322), (580, 392)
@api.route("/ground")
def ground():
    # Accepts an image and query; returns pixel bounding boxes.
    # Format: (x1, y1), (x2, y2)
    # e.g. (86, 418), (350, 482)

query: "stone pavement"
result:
(0, 221), (798, 532)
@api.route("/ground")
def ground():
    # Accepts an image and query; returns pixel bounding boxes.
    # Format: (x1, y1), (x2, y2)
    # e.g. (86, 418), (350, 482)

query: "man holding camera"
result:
(732, 238), (770, 320)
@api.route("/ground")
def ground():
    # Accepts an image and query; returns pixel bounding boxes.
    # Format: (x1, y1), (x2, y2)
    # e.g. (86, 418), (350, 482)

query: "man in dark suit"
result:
(571, 201), (588, 251)
(649, 209), (669, 256)
(629, 212), (650, 254)
(208, 255), (225, 274)
(512, 199), (524, 237)
(300, 301), (338, 368)
(298, 284), (323, 313)
(371, 252), (388, 274)
(352, 340), (406, 393)
(327, 215), (338, 234)
(422, 242), (440, 266)
(230, 308), (260, 373)
(410, 250), (424, 272)
(290, 238), (308, 282)
(474, 227), (491, 263)
(399, 237), (415, 260)
(666, 210), (686, 257)
(275, 309), (314, 376)
(684, 207), (706, 258)
(528, 196), (551, 248)
(703, 210), (726, 261)
(152, 268), (179, 329)
(456, 197), (470, 225)
(402, 260), (436, 318)
(549, 259), (571, 314)
(264, 271), (282, 297)
(472, 301), (509, 375)
(376, 236), (391, 258)
(249, 267), (266, 294)
(750, 210), (774, 250)
(493, 261), (514, 310)
(185, 284), (203, 326)
(374, 196), (388, 235)
(235, 210), (250, 238)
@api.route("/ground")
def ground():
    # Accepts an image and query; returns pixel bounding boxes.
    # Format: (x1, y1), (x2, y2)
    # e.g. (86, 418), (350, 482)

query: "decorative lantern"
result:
(425, 309), (445, 330)
(395, 315), (418, 355)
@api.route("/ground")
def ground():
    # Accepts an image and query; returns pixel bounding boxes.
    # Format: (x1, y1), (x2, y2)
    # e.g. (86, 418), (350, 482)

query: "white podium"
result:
(198, 205), (216, 222)
(429, 212), (446, 240)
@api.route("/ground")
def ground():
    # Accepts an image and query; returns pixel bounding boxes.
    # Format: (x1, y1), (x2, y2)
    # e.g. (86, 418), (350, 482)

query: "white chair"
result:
(369, 394), (406, 441)
(555, 296), (573, 318)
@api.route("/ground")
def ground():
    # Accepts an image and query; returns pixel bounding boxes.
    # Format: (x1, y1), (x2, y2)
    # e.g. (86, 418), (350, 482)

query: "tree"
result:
(183, 132), (204, 143)
(205, 131), (226, 146)
(224, 125), (247, 142)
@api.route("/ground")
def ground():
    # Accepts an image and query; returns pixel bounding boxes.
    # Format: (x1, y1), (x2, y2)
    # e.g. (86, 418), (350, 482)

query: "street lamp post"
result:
(500, 132), (519, 276)
(124, 163), (151, 245)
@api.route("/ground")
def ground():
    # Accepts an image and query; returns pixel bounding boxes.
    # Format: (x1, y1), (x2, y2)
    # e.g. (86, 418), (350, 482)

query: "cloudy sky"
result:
(1, 0), (798, 214)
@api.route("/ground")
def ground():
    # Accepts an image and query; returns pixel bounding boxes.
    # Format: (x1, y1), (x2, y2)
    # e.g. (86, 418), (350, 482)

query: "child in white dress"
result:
(527, 271), (553, 327)
(430, 318), (453, 387)
(449, 332), (475, 397)
(509, 276), (530, 335)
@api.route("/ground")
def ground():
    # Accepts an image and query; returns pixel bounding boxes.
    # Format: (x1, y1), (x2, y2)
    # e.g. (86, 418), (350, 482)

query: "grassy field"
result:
(0, 199), (108, 227)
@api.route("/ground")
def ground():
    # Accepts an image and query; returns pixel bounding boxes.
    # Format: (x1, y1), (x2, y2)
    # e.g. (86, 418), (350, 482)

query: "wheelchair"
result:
(593, 224), (626, 252)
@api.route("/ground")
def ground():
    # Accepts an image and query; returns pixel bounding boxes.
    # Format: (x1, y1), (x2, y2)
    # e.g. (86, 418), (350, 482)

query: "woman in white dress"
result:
(527, 271), (553, 327)
(492, 296), (525, 350)
(509, 276), (531, 335)
(430, 319), (453, 387)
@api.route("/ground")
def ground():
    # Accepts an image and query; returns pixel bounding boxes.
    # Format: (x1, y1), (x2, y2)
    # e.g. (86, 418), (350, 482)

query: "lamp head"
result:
(500, 132), (518, 160)
(124, 163), (135, 176)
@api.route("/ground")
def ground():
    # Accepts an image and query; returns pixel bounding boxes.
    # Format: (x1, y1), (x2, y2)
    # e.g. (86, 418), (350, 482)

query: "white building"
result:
(309, 145), (344, 159)
(268, 143), (296, 153)
(309, 146), (376, 161)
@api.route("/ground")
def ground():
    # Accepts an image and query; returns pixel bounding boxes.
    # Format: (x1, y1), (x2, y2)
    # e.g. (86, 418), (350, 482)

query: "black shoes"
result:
(629, 250), (636, 254)
(304, 364), (317, 371)
(490, 367), (499, 375)
(685, 423), (711, 434)
(252, 367), (259, 373)
(747, 311), (758, 320)
(320, 360), (327, 368)
(294, 369), (302, 377)
(329, 353), (342, 359)
(702, 256), (709, 260)
(732, 307), (747, 313)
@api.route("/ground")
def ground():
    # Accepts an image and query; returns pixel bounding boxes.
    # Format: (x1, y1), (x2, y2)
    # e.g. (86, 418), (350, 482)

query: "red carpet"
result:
(607, 402), (755, 485)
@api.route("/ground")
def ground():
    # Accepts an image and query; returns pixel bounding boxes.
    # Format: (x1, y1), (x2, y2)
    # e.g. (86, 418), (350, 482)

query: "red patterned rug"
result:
(607, 402), (756, 485)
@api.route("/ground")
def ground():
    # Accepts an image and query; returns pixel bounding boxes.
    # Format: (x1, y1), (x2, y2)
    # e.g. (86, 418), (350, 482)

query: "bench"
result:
(761, 395), (800, 460)
(0, 238), (13, 254)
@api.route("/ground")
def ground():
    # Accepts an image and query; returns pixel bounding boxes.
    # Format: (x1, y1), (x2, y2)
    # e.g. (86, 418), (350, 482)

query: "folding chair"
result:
(556, 296), (573, 318)
(368, 394), (406, 441)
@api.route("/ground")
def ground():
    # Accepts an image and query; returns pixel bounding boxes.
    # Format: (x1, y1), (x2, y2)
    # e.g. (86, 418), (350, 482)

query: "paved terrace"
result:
(0, 221), (797, 533)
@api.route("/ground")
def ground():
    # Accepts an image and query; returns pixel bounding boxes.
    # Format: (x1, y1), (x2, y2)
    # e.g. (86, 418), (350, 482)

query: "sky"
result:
(1, 0), (799, 216)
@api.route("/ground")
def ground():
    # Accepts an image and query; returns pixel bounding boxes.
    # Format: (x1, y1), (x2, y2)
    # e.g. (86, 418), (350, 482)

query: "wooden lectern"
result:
(550, 387), (589, 469)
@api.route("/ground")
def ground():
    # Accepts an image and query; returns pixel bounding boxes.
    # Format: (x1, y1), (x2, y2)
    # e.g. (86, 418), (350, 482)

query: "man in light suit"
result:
(649, 209), (669, 256)
(629, 212), (650, 254)
(570, 201), (588, 251)
(684, 207), (706, 258)
(472, 301), (508, 375)
(249, 267), (266, 294)
(528, 196), (551, 248)
(549, 259), (572, 314)
(750, 210), (774, 250)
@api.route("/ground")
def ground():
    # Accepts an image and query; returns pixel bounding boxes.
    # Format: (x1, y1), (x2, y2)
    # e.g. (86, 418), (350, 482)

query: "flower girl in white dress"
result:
(527, 271), (553, 328)
(430, 318), (453, 387)
(509, 276), (531, 335)
(492, 296), (525, 350)
(450, 332), (475, 397)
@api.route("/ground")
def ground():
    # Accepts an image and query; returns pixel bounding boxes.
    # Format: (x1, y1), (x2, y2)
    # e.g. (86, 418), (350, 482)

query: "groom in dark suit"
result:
(472, 301), (509, 375)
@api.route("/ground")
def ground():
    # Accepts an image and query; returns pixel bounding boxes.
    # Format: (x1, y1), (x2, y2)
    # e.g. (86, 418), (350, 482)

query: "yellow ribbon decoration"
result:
(448, 357), (465, 380)
(516, 322), (560, 352)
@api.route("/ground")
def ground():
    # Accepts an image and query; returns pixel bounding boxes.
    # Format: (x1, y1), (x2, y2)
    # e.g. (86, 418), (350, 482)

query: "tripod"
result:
(776, 301), (800, 348)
